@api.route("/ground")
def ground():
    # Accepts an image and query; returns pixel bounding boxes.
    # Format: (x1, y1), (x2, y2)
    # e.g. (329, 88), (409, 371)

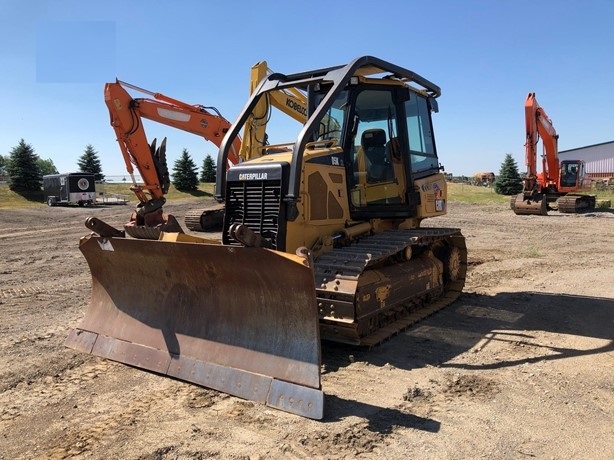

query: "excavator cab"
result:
(67, 56), (466, 420)
(559, 160), (581, 188)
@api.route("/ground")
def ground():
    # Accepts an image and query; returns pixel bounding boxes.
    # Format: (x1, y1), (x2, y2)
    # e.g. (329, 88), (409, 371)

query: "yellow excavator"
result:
(66, 56), (467, 420)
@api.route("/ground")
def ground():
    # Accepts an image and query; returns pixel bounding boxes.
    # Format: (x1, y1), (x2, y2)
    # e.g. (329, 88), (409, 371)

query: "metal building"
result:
(558, 141), (614, 179)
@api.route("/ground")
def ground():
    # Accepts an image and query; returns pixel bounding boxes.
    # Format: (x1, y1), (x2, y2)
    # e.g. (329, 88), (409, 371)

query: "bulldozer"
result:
(66, 56), (467, 420)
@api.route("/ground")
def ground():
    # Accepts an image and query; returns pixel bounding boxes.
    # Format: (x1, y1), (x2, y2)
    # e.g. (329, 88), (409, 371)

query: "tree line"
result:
(3, 138), (524, 196)
(1, 139), (218, 194)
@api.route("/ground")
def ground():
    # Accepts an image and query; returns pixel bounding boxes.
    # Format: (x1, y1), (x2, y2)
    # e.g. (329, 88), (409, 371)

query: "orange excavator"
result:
(98, 79), (242, 238)
(511, 92), (595, 215)
(99, 63), (309, 237)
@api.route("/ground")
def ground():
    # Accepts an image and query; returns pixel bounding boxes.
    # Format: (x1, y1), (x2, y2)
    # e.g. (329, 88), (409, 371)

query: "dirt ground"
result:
(1, 199), (613, 460)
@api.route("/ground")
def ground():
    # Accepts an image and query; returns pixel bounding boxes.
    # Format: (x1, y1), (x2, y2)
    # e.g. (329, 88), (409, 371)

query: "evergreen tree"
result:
(172, 148), (199, 191)
(77, 144), (105, 181)
(200, 154), (216, 182)
(494, 153), (523, 195)
(38, 158), (59, 176)
(7, 139), (42, 192)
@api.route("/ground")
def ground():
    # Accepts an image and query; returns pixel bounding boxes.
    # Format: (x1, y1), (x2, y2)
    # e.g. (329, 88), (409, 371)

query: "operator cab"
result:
(560, 160), (583, 188)
(312, 82), (440, 220)
(215, 56), (444, 233)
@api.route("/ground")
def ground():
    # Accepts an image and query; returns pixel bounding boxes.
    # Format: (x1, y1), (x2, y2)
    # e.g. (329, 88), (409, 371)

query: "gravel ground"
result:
(1, 199), (613, 459)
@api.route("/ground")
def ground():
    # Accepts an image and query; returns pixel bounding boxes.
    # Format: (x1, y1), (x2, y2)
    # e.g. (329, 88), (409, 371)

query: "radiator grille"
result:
(224, 179), (283, 249)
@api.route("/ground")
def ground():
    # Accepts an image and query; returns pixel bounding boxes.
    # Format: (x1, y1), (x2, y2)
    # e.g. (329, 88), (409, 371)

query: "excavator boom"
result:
(104, 80), (243, 236)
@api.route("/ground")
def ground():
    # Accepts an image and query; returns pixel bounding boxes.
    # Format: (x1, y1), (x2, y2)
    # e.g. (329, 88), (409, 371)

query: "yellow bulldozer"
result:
(66, 56), (467, 419)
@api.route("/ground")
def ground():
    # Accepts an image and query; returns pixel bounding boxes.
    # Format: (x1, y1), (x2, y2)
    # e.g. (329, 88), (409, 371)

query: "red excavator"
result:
(511, 92), (595, 215)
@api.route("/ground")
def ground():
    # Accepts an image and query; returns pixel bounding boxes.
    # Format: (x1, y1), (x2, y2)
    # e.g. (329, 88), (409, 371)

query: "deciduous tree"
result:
(38, 158), (59, 176)
(0, 154), (8, 176)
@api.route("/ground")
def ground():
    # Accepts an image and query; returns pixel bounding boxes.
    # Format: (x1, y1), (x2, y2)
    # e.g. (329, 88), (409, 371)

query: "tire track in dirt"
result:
(0, 280), (89, 300)
(38, 372), (205, 459)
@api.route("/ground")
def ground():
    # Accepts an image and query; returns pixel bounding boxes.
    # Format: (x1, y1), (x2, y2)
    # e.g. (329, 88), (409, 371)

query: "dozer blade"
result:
(66, 235), (323, 419)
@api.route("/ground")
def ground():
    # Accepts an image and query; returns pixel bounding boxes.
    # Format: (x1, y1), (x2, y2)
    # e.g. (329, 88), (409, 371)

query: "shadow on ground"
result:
(320, 291), (613, 426)
(322, 291), (613, 373)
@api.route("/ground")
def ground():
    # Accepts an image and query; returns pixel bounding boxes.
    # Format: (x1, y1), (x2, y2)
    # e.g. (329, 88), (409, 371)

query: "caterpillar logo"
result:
(239, 172), (268, 180)
(286, 98), (307, 117)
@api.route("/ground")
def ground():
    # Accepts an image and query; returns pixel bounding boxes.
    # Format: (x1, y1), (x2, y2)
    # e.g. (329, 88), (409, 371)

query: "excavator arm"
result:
(104, 82), (169, 207)
(103, 80), (242, 237)
(240, 61), (308, 160)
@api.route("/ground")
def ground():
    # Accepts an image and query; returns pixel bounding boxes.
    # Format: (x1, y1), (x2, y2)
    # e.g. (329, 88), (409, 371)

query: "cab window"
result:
(349, 89), (405, 208)
(405, 94), (438, 175)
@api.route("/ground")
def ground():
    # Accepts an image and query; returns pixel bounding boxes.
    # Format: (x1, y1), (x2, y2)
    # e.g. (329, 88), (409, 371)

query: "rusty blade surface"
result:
(66, 235), (323, 419)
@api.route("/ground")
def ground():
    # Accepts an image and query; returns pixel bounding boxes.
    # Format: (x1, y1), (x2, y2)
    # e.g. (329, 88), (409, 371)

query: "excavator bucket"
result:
(66, 235), (323, 419)
(511, 193), (548, 215)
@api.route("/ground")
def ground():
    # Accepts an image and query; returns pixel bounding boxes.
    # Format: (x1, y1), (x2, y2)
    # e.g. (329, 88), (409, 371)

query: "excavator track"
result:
(184, 204), (225, 232)
(557, 194), (596, 214)
(314, 228), (467, 347)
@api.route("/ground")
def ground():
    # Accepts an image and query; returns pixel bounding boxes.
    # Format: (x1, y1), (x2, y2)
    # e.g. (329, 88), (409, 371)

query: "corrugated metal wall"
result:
(559, 141), (614, 177)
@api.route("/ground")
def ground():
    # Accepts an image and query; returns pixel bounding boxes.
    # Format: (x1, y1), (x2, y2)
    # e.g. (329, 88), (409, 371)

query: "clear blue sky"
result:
(1, 0), (613, 178)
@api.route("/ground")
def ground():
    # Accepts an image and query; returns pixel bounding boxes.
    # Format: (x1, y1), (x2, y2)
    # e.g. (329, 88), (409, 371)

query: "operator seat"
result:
(361, 129), (393, 182)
